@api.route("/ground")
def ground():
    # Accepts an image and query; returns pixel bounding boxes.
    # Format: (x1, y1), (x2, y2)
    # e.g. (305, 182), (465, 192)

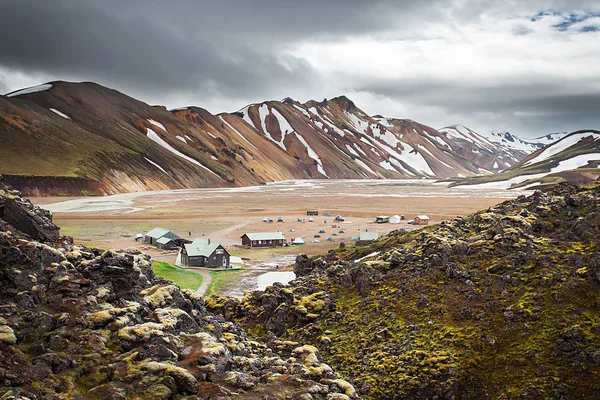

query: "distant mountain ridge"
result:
(450, 130), (600, 190)
(0, 81), (559, 195)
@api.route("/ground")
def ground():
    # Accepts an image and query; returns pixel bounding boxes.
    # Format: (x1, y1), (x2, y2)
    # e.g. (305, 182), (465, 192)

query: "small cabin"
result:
(180, 238), (230, 268)
(323, 211), (332, 217)
(375, 216), (389, 224)
(156, 237), (178, 250)
(241, 232), (286, 248)
(414, 215), (430, 225)
(307, 210), (319, 216)
(144, 227), (179, 245)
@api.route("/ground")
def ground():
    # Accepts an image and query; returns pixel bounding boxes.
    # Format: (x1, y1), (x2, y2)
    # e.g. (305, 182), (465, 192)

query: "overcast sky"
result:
(1, 0), (599, 138)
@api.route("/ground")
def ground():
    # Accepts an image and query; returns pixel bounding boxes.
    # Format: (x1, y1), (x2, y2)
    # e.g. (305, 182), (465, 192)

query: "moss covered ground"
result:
(204, 269), (246, 296)
(209, 182), (600, 399)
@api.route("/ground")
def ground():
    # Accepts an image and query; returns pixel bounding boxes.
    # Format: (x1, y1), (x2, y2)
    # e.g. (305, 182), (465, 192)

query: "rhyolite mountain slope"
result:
(2, 81), (537, 195)
(449, 130), (600, 190)
(438, 125), (539, 171)
(0, 175), (358, 399)
(207, 181), (600, 399)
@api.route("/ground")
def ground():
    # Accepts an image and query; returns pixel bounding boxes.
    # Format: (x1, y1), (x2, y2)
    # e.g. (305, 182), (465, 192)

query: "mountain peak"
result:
(327, 95), (356, 112)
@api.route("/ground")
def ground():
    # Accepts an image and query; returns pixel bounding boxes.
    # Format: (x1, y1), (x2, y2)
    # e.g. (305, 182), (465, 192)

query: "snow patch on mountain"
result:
(176, 135), (187, 144)
(533, 132), (568, 146)
(524, 132), (600, 166)
(321, 115), (346, 137)
(148, 119), (167, 132)
(6, 84), (53, 97)
(258, 104), (270, 134)
(379, 161), (395, 171)
(353, 143), (367, 156)
(363, 135), (434, 176)
(486, 131), (541, 153)
(345, 144), (360, 157)
(292, 104), (310, 118)
(466, 152), (600, 189)
(146, 128), (219, 177)
(295, 133), (328, 177)
(388, 158), (414, 176)
(49, 108), (71, 120)
(219, 116), (258, 150)
(354, 159), (377, 176)
(373, 117), (394, 127)
(345, 112), (369, 134)
(144, 157), (168, 175)
(271, 109), (294, 135)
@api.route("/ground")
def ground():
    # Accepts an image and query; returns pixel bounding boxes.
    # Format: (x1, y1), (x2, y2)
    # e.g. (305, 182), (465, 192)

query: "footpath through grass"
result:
(205, 269), (246, 296)
(151, 261), (203, 290)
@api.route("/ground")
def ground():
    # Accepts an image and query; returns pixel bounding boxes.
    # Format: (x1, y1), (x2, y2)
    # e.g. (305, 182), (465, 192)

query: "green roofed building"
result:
(156, 236), (178, 250)
(144, 227), (179, 245)
(180, 238), (230, 268)
(241, 232), (286, 248)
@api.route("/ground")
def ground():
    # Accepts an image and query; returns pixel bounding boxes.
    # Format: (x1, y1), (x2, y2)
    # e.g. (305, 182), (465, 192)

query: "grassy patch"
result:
(151, 261), (203, 290)
(205, 269), (246, 296)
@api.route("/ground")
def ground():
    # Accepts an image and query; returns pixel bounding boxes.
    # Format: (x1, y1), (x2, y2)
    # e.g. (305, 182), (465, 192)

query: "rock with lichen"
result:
(0, 179), (357, 399)
(208, 182), (600, 399)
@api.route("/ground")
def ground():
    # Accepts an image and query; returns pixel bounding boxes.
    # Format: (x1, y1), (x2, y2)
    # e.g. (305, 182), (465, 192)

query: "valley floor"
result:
(33, 180), (528, 294)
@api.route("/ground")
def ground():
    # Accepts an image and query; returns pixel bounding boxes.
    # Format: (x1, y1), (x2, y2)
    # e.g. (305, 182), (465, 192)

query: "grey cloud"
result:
(0, 0), (599, 134)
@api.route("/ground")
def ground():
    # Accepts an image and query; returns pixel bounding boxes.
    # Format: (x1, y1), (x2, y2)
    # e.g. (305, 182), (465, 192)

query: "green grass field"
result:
(151, 261), (203, 290)
(205, 269), (246, 296)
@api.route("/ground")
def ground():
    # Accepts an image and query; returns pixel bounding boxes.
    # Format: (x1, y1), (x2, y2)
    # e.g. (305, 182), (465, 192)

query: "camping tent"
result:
(390, 215), (401, 224)
(292, 237), (305, 245)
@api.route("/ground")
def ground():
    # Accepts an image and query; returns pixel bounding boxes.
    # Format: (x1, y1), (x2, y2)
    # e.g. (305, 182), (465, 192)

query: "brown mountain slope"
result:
(1, 81), (536, 195)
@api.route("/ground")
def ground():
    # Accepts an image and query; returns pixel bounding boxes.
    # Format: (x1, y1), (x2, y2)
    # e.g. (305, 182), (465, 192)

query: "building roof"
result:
(156, 237), (176, 245)
(243, 232), (286, 241)
(184, 238), (224, 257)
(416, 215), (430, 220)
(146, 227), (171, 239)
(376, 215), (389, 219)
(359, 232), (379, 241)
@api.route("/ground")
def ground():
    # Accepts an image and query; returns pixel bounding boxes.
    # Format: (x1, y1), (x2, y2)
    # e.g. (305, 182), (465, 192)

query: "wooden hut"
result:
(241, 232), (286, 248)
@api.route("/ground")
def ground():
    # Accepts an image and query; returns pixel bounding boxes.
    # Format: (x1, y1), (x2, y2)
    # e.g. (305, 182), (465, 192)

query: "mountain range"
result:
(450, 130), (600, 190)
(0, 80), (557, 196)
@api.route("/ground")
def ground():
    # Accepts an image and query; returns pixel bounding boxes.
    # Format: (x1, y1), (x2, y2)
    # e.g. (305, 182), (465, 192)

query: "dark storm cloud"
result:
(0, 0), (599, 135)
(0, 0), (324, 99)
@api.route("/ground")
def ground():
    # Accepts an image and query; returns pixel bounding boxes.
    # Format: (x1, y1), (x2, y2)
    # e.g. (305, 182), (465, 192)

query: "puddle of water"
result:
(256, 271), (296, 291)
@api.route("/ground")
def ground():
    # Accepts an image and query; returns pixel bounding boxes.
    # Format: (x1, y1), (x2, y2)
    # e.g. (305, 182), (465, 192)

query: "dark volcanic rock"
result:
(210, 181), (600, 400)
(0, 179), (357, 399)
